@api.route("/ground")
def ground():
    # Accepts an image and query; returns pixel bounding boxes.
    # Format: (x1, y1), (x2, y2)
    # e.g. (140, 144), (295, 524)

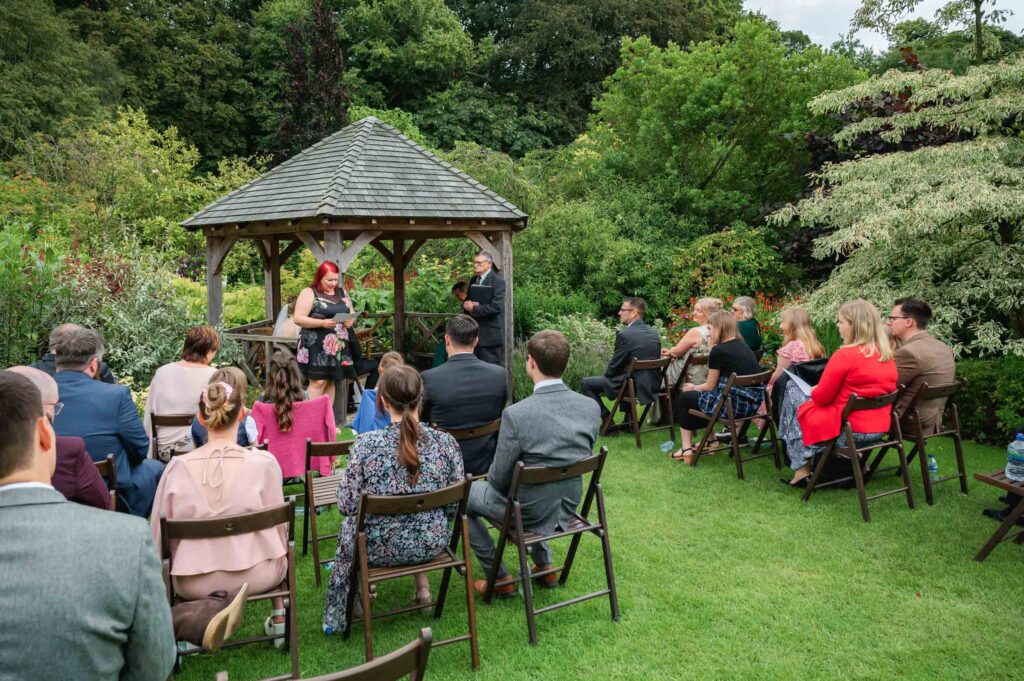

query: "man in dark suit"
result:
(6, 366), (111, 510)
(32, 323), (118, 384)
(421, 315), (508, 476)
(467, 330), (600, 597)
(0, 372), (176, 680)
(463, 250), (506, 365)
(51, 327), (164, 517)
(581, 296), (662, 430)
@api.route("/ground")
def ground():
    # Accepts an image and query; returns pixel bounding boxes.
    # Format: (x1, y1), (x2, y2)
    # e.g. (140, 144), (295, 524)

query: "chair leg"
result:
(485, 520), (510, 605)
(302, 497), (310, 557)
(915, 435), (934, 505)
(596, 488), (620, 622)
(513, 506), (538, 645)
(729, 419), (744, 480)
(849, 447), (871, 523)
(952, 431), (969, 495)
(559, 530), (584, 587)
(311, 525), (322, 589)
(690, 420), (715, 468)
(802, 443), (835, 503)
(895, 440), (916, 510)
(767, 418), (782, 469)
(460, 518), (481, 670)
(975, 497), (1024, 561)
(629, 394), (642, 449)
(356, 535), (374, 661)
(287, 546), (299, 680)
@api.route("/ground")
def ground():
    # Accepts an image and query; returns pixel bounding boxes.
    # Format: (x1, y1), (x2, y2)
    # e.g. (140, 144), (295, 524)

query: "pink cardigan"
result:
(151, 446), (287, 576)
(252, 396), (336, 477)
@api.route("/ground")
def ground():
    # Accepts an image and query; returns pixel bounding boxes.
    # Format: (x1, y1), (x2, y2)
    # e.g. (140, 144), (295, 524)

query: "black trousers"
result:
(581, 376), (613, 417)
(674, 390), (708, 430)
(474, 344), (503, 366)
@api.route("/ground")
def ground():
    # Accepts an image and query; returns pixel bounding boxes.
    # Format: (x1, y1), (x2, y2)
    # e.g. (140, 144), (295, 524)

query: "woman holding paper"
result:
(778, 300), (896, 487)
(293, 261), (355, 403)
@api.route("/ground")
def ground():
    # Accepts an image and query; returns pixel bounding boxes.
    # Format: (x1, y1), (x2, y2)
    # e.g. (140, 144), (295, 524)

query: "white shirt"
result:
(0, 481), (54, 493)
(533, 378), (564, 392)
(449, 351), (475, 358)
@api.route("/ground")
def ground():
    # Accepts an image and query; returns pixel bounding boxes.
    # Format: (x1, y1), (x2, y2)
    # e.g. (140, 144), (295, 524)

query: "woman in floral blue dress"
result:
(323, 365), (465, 634)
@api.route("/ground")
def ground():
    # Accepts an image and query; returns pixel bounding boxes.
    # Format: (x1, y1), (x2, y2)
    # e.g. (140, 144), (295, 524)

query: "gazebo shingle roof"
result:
(181, 117), (527, 228)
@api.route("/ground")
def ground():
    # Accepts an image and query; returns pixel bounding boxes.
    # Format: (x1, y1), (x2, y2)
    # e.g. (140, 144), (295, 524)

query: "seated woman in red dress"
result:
(778, 300), (897, 487)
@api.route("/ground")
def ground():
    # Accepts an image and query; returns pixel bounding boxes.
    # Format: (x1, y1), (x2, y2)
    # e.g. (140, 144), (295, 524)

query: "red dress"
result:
(797, 345), (897, 446)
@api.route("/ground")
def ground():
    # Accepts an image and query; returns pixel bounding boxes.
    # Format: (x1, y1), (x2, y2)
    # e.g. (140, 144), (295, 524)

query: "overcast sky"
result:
(746, 0), (1024, 52)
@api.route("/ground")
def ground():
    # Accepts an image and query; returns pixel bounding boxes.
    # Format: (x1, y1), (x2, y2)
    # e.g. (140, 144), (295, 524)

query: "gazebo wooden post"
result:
(499, 229), (514, 397)
(393, 238), (406, 351)
(263, 238), (282, 321)
(205, 234), (236, 326)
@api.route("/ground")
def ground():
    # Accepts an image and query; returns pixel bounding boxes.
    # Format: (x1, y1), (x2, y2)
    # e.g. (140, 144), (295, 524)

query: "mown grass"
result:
(177, 433), (1023, 681)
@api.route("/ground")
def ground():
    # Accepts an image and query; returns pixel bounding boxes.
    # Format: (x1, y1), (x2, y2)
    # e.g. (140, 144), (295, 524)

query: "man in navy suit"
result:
(52, 327), (164, 517)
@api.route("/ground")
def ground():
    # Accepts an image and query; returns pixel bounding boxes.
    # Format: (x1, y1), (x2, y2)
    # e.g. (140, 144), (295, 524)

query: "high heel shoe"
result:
(264, 608), (286, 649)
(412, 586), (433, 614)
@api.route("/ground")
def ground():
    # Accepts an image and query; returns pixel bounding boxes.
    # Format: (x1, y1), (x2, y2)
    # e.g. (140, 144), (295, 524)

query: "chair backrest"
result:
(434, 418), (501, 441)
(160, 501), (295, 562)
(151, 412), (196, 458)
(842, 391), (899, 419)
(727, 369), (772, 388)
(627, 357), (671, 374)
(219, 627), (433, 681)
(308, 472), (345, 507)
(672, 354), (708, 391)
(508, 447), (608, 500)
(355, 478), (471, 531)
(306, 438), (353, 471)
(94, 454), (117, 510)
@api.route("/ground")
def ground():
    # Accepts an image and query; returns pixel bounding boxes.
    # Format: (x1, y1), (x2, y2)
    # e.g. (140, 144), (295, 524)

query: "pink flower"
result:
(322, 334), (340, 356)
(296, 347), (309, 364)
(335, 324), (350, 339)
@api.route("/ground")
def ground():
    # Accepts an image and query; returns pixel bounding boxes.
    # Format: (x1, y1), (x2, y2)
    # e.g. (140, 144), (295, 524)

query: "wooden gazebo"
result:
(181, 116), (527, 392)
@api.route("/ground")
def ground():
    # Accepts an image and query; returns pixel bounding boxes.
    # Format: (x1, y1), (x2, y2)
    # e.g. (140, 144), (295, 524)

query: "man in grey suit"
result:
(421, 315), (508, 476)
(467, 330), (600, 597)
(0, 372), (176, 681)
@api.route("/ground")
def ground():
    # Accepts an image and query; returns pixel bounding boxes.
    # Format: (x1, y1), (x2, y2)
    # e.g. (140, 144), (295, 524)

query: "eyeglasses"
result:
(618, 307), (635, 313)
(473, 259), (488, 265)
(45, 401), (63, 416)
(887, 316), (910, 321)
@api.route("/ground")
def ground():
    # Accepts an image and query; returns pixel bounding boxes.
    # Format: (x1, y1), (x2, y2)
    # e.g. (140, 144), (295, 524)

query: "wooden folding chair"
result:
(686, 370), (782, 480)
(161, 502), (299, 680)
(482, 446), (619, 645)
(306, 471), (345, 587)
(669, 353), (709, 398)
(93, 454), (117, 511)
(216, 627), (432, 681)
(151, 412), (195, 459)
(802, 392), (915, 522)
(433, 418), (501, 480)
(972, 471), (1024, 561)
(869, 381), (967, 505)
(599, 357), (673, 448)
(303, 439), (353, 556)
(343, 478), (479, 669)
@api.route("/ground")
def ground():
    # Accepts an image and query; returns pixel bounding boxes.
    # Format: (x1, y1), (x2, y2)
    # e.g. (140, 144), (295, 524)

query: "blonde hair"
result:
(733, 296), (756, 320)
(780, 307), (825, 359)
(378, 351), (404, 375)
(696, 297), (723, 317)
(707, 310), (738, 344)
(199, 379), (244, 431)
(210, 366), (248, 397)
(839, 300), (893, 362)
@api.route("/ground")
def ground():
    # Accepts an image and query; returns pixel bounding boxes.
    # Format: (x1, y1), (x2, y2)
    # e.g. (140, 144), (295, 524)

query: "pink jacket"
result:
(151, 446), (287, 576)
(252, 396), (336, 477)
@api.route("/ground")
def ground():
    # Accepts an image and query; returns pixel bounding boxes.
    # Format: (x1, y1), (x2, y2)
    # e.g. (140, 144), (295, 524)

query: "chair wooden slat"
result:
(600, 356), (674, 449)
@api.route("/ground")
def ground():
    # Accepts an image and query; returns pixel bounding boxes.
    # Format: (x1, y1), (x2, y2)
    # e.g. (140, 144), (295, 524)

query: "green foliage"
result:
(0, 0), (119, 159)
(511, 313), (614, 399)
(955, 356), (1024, 443)
(672, 224), (793, 302)
(513, 284), (599, 340)
(774, 55), (1024, 355)
(347, 106), (431, 148)
(0, 222), (63, 366)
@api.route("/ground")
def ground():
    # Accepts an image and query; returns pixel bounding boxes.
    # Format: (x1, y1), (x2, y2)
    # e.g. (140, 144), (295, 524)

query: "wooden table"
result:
(973, 470), (1024, 561)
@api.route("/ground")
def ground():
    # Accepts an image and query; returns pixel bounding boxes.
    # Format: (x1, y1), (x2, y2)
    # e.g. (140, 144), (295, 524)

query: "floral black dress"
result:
(296, 288), (353, 381)
(322, 424), (465, 633)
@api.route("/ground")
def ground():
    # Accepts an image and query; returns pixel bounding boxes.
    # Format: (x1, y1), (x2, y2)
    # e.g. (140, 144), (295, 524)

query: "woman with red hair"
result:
(292, 261), (354, 404)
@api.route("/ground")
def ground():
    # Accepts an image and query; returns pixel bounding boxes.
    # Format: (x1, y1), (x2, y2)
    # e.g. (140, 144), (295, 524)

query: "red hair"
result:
(311, 261), (340, 293)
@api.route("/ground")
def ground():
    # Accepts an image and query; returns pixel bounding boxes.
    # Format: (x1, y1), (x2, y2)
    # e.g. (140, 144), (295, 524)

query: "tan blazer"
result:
(894, 332), (955, 434)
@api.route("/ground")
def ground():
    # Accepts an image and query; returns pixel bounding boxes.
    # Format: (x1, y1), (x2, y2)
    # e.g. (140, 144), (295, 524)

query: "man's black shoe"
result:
(715, 430), (749, 446)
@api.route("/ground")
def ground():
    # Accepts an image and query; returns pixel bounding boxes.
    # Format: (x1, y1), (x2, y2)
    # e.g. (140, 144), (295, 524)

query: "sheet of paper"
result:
(784, 369), (813, 397)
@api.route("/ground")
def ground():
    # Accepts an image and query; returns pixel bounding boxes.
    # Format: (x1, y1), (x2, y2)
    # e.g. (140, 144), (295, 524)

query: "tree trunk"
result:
(974, 0), (984, 65)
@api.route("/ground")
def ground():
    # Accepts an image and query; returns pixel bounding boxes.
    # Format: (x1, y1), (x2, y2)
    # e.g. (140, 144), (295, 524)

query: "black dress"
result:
(296, 288), (354, 381)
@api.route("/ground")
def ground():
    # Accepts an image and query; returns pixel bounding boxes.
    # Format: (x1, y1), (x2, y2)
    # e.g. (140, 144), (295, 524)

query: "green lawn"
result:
(177, 434), (1023, 681)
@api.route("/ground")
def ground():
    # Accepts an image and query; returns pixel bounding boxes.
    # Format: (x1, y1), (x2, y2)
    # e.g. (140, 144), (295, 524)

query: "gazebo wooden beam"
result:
(465, 231), (503, 271)
(205, 235), (237, 325)
(200, 217), (518, 238)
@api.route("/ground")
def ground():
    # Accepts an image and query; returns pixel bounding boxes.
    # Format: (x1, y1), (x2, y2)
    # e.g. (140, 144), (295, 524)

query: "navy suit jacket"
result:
(53, 370), (150, 490)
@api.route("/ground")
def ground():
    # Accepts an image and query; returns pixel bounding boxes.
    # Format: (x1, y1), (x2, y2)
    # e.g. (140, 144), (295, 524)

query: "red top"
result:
(797, 345), (897, 446)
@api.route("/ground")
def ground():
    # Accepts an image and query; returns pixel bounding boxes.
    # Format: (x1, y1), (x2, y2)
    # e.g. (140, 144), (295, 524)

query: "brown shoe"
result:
(531, 564), (559, 589)
(473, 576), (518, 599)
(172, 584), (249, 652)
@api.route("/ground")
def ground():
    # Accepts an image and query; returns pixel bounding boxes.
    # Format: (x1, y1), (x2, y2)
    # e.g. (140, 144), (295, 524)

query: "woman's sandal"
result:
(412, 586), (433, 615)
(264, 608), (287, 649)
(670, 447), (693, 462)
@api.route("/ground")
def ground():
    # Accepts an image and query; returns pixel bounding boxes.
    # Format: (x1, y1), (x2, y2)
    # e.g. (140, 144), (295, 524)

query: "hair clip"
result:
(202, 381), (234, 405)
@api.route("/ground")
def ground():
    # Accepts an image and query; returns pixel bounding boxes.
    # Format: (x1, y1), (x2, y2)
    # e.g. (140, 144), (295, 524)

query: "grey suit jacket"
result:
(0, 487), (175, 681)
(476, 383), (600, 533)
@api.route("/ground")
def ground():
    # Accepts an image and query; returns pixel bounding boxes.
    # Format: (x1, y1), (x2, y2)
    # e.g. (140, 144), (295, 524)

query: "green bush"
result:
(0, 222), (62, 366)
(511, 313), (614, 400)
(672, 223), (794, 302)
(955, 356), (1024, 445)
(513, 284), (599, 340)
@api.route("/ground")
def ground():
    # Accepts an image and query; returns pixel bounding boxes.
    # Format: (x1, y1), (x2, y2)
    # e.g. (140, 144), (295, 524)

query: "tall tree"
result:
(272, 0), (350, 161)
(853, 0), (1013, 64)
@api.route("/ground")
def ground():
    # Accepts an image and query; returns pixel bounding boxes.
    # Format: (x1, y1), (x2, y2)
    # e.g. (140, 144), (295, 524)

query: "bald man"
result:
(5, 366), (111, 510)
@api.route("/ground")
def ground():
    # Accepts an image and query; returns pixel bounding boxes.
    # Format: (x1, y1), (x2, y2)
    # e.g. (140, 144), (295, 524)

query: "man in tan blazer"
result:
(887, 298), (956, 434)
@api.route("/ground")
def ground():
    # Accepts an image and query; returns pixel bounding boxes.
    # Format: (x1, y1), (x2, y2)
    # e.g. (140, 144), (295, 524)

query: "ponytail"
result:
(378, 364), (423, 485)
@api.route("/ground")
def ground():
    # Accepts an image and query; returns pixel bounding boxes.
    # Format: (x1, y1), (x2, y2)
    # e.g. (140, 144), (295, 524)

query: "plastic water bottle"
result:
(927, 454), (939, 481)
(660, 440), (675, 454)
(1005, 433), (1024, 482)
